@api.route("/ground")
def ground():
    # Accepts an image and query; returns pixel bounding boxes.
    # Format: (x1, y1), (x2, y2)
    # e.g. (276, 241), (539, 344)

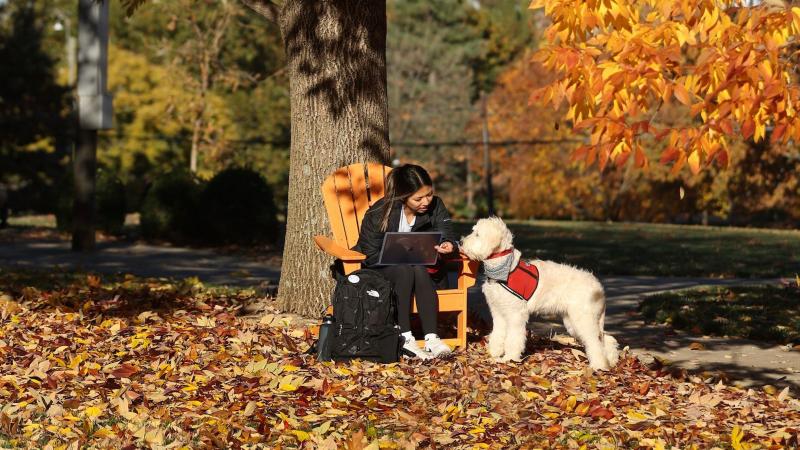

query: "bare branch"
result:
(239, 0), (280, 23)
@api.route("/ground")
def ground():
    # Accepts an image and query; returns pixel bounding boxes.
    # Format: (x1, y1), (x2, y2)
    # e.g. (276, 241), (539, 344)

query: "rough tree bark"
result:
(243, 0), (390, 316)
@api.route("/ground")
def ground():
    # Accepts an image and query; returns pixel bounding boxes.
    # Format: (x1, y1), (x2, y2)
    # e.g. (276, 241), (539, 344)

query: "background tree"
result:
(531, 0), (800, 174)
(0, 1), (69, 214)
(107, 0), (290, 212)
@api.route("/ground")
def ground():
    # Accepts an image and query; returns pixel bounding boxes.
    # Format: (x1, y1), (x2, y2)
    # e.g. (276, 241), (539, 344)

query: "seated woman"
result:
(353, 164), (459, 359)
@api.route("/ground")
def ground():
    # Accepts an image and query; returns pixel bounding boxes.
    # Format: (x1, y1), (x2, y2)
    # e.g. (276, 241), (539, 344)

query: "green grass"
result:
(453, 220), (800, 278)
(638, 285), (800, 344)
(6, 215), (800, 278)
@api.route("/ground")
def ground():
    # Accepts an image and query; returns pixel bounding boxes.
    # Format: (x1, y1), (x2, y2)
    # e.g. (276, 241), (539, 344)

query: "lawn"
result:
(6, 215), (800, 279)
(453, 220), (800, 278)
(1, 269), (799, 448)
(639, 284), (800, 345)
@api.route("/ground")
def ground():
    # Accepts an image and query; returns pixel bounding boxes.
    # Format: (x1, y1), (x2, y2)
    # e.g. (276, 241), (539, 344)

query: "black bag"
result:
(328, 268), (402, 363)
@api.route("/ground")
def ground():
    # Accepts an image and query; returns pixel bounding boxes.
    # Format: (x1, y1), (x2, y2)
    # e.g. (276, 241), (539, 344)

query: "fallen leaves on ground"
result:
(1, 272), (799, 449)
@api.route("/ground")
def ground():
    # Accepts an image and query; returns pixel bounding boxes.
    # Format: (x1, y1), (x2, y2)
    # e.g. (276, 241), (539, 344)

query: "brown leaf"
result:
(111, 364), (140, 379)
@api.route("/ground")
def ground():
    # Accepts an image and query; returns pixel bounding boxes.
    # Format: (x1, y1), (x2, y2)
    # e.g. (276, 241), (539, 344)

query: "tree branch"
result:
(239, 0), (280, 23)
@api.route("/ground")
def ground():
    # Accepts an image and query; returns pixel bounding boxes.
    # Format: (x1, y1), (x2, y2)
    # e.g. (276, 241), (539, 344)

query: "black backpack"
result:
(329, 268), (402, 363)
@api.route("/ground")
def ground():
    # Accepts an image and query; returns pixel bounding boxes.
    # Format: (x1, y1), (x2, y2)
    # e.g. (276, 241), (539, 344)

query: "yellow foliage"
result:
(102, 45), (236, 179)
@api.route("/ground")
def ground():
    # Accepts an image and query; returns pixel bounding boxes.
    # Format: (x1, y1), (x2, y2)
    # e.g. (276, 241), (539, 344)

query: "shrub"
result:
(201, 168), (278, 244)
(140, 170), (203, 243)
(55, 170), (127, 235)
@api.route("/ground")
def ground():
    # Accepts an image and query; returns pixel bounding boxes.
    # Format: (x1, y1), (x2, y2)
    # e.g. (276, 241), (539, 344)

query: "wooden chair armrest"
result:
(313, 235), (366, 261)
(453, 256), (478, 290)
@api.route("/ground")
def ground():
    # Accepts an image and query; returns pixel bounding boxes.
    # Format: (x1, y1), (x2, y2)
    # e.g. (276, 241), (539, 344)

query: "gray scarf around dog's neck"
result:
(483, 248), (521, 282)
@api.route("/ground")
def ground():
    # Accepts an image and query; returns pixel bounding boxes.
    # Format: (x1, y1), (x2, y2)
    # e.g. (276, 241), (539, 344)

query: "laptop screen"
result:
(377, 232), (442, 265)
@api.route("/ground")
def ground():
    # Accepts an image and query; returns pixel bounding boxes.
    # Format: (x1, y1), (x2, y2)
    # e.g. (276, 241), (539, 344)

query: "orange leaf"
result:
(712, 148), (729, 168)
(741, 119), (755, 140)
(634, 145), (648, 168)
(573, 118), (600, 131)
(718, 119), (734, 135)
(660, 147), (679, 164)
(689, 102), (705, 118)
(571, 145), (590, 162)
(771, 122), (787, 143)
(598, 144), (612, 171)
(674, 83), (691, 106)
(590, 406), (615, 420)
(615, 148), (631, 167)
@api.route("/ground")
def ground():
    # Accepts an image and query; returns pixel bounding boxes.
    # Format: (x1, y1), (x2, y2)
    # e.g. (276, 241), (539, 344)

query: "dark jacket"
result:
(354, 196), (459, 267)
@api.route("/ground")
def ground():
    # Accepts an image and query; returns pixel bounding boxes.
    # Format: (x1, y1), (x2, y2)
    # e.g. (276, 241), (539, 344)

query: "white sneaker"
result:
(401, 336), (432, 360)
(424, 335), (452, 357)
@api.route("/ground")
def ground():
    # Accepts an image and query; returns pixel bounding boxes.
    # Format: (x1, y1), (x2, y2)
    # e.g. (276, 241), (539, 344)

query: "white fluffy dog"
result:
(460, 217), (619, 370)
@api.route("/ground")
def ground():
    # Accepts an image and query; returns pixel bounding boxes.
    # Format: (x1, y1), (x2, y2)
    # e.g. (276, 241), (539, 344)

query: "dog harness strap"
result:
(499, 260), (540, 301)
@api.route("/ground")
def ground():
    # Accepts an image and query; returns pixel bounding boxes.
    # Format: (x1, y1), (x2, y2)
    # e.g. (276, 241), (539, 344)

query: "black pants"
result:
(376, 265), (438, 335)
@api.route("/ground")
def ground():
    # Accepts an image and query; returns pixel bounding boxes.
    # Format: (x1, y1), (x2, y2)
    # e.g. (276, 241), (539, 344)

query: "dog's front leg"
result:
(500, 314), (528, 362)
(486, 302), (507, 359)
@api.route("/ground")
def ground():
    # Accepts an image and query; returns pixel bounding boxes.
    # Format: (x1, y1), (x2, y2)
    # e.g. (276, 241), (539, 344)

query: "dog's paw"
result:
(588, 362), (611, 371)
(499, 354), (523, 363)
(488, 346), (505, 358)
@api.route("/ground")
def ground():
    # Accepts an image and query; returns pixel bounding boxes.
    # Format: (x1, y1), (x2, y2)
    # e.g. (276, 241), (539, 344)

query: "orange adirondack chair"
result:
(313, 162), (477, 349)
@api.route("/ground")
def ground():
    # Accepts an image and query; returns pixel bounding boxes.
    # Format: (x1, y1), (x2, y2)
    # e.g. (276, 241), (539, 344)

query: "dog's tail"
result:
(603, 334), (619, 367)
(598, 308), (620, 368)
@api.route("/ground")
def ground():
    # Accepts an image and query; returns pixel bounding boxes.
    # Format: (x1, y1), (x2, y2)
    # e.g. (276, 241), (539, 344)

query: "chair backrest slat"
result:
(348, 164), (370, 233)
(321, 163), (392, 250)
(367, 163), (388, 205)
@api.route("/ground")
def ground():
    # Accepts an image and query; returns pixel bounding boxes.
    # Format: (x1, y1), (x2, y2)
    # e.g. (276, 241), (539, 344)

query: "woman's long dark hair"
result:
(379, 164), (433, 231)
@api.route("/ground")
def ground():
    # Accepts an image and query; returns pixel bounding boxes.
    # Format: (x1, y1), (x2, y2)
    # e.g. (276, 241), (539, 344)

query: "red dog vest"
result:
(499, 260), (540, 301)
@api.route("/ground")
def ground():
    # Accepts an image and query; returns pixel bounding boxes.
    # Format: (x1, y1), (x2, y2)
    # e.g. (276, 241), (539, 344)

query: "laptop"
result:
(377, 232), (442, 265)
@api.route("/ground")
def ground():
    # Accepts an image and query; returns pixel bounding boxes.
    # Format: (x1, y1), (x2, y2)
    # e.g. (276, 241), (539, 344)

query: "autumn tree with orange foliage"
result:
(475, 53), (733, 223)
(531, 0), (800, 174)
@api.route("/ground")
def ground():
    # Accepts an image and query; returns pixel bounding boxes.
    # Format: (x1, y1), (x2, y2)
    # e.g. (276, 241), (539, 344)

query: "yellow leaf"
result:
(22, 423), (42, 434)
(754, 122), (766, 142)
(279, 383), (298, 392)
(522, 391), (542, 400)
(731, 425), (744, 450)
(283, 364), (300, 372)
(182, 384), (198, 392)
(94, 427), (115, 438)
(626, 410), (650, 423)
(469, 427), (486, 435)
(688, 151), (701, 174)
(196, 316), (216, 327)
(144, 428), (165, 445)
(291, 430), (310, 442)
(85, 406), (103, 420)
(565, 395), (577, 412)
(313, 420), (332, 435)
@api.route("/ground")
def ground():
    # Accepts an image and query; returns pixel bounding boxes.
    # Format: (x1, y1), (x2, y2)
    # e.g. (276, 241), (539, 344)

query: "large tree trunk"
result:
(72, 128), (97, 251)
(276, 0), (390, 316)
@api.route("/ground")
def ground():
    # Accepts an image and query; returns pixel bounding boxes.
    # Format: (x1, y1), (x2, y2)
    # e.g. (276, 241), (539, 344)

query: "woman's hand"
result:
(435, 241), (454, 254)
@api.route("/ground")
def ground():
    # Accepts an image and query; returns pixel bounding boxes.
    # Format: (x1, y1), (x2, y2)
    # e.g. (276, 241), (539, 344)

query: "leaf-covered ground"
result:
(1, 271), (799, 449)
